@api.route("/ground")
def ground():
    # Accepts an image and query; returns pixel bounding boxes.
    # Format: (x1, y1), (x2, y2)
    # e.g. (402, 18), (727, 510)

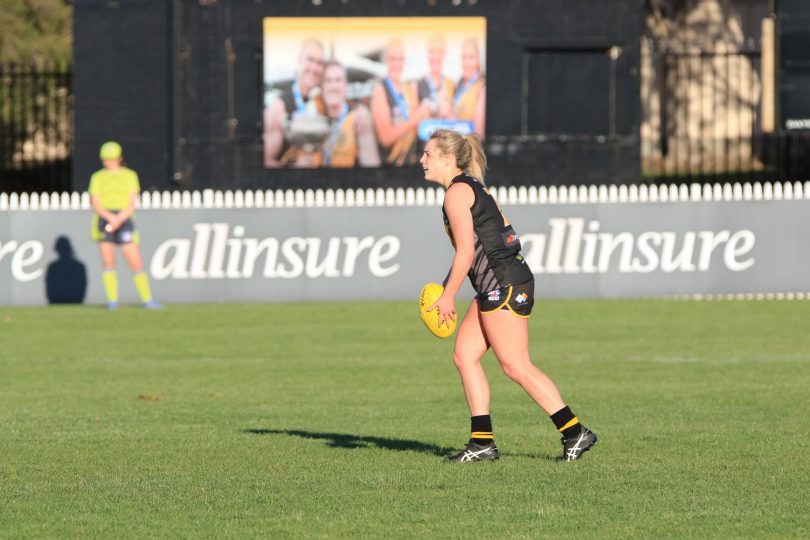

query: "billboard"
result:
(2, 198), (810, 306)
(262, 17), (487, 169)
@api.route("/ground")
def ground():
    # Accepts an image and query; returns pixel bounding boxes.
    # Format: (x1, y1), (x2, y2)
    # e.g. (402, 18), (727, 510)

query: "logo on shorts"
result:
(487, 290), (500, 301)
(515, 292), (528, 304)
(120, 231), (133, 243)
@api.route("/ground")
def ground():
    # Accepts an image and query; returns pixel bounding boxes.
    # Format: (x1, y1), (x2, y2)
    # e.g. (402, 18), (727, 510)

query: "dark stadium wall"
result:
(780, 0), (810, 129)
(778, 0), (810, 179)
(73, 0), (644, 191)
(73, 0), (172, 192)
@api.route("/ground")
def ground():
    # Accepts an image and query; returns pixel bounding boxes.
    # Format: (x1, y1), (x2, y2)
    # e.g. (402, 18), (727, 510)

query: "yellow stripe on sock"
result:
(559, 417), (580, 432)
(471, 432), (494, 439)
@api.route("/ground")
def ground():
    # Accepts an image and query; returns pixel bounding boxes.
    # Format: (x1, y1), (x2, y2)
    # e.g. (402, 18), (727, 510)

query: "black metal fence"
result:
(0, 55), (806, 195)
(642, 40), (810, 184)
(0, 63), (72, 194)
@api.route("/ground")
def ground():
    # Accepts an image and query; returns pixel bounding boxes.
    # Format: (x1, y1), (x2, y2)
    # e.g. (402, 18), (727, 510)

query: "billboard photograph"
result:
(262, 17), (487, 169)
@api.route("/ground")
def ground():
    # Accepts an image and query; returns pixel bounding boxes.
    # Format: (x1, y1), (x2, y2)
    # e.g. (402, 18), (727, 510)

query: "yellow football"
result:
(419, 282), (457, 339)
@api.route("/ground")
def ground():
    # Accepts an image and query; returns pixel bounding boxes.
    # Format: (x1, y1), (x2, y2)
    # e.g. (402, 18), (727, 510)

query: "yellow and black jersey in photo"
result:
(380, 79), (419, 166)
(442, 174), (534, 295)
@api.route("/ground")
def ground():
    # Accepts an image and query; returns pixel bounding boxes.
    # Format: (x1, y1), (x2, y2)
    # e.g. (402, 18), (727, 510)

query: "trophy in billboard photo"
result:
(285, 87), (331, 167)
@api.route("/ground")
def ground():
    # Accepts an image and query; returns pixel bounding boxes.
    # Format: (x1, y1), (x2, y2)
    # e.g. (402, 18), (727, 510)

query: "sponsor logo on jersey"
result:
(501, 228), (519, 246)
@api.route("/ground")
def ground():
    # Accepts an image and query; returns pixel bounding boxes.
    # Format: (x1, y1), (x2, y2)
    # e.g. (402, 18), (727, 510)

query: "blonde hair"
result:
(385, 38), (405, 61)
(429, 129), (487, 183)
(427, 34), (446, 52)
(462, 37), (480, 56)
(299, 38), (324, 57)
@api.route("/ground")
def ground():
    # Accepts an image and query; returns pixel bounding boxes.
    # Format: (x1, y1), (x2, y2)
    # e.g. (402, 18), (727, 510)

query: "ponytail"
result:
(462, 134), (487, 183)
(429, 129), (488, 183)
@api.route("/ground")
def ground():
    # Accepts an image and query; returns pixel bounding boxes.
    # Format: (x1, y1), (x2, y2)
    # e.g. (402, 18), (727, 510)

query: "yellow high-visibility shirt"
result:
(88, 167), (140, 210)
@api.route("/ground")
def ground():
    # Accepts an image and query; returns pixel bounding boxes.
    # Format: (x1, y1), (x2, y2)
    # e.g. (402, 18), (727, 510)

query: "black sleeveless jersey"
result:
(442, 174), (534, 294)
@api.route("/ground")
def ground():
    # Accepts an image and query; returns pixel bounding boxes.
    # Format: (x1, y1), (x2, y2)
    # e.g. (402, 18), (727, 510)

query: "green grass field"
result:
(1, 299), (809, 538)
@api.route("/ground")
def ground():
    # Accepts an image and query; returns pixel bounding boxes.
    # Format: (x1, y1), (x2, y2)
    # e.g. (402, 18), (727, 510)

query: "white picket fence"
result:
(1, 181), (809, 211)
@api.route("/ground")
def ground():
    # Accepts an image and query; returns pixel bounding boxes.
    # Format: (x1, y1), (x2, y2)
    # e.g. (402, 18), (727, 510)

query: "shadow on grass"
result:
(243, 428), (453, 456)
(243, 428), (562, 461)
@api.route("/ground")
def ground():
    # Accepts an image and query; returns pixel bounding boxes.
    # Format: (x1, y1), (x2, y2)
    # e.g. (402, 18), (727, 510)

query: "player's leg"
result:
(98, 242), (119, 309)
(482, 309), (597, 461)
(453, 299), (491, 416)
(121, 243), (159, 308)
(480, 310), (564, 412)
(120, 242), (143, 272)
(447, 299), (499, 462)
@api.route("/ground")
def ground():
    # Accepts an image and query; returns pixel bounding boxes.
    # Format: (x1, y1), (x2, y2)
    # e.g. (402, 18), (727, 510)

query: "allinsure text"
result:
(149, 223), (400, 279)
(520, 218), (755, 274)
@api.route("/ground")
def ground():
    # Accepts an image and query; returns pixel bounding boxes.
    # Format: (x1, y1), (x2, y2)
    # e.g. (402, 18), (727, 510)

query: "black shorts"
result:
(477, 280), (535, 318)
(93, 214), (139, 244)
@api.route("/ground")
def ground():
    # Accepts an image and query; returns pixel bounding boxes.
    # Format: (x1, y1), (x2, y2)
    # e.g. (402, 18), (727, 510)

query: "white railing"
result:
(1, 181), (809, 211)
(658, 292), (807, 301)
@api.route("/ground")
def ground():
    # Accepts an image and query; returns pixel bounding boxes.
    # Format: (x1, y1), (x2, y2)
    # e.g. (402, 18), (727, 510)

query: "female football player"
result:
(420, 129), (596, 462)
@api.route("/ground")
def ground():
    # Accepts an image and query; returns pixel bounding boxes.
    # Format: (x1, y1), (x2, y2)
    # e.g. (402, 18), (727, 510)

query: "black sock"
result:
(550, 406), (582, 439)
(470, 414), (494, 445)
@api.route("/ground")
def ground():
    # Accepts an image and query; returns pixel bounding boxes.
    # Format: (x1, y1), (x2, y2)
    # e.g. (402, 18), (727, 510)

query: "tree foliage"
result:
(0, 0), (72, 65)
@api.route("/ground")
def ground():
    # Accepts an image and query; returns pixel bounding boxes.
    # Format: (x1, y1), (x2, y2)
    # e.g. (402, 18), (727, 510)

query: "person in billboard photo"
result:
(416, 35), (455, 121)
(371, 38), (431, 166)
(454, 38), (486, 138)
(263, 38), (327, 167)
(88, 141), (160, 310)
(420, 129), (597, 462)
(317, 61), (381, 167)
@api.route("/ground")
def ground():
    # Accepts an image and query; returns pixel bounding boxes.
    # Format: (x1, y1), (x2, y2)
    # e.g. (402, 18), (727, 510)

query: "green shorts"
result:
(477, 280), (535, 318)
